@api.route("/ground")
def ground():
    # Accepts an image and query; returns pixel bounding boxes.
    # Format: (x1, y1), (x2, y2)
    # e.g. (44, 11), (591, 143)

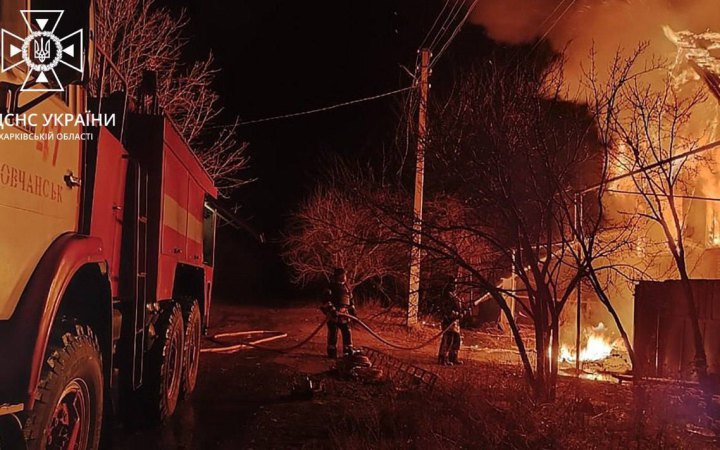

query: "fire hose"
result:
(337, 313), (455, 351)
(202, 319), (328, 354)
(202, 312), (459, 354)
(201, 331), (290, 354)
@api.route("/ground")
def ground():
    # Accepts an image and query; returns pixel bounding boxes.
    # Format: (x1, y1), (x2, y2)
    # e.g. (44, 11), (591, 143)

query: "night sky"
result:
(170, 1), (497, 228)
(164, 1), (501, 298)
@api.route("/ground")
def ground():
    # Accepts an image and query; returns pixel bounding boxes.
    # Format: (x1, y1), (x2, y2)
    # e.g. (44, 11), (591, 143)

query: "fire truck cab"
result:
(0, 2), (218, 448)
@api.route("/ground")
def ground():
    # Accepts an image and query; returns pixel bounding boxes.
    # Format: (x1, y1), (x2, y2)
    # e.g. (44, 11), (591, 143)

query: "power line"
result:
(506, 0), (571, 68)
(537, 0), (569, 33)
(606, 189), (720, 203)
(236, 86), (414, 126)
(429, 0), (480, 69)
(235, 3), (469, 129)
(527, 0), (576, 57)
(235, 3), (467, 129)
(419, 0), (452, 49)
(414, 0), (462, 82)
(427, 0), (466, 55)
(581, 139), (720, 193)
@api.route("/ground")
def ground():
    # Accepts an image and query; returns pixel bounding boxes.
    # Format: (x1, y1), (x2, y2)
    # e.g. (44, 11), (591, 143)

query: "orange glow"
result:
(559, 324), (617, 363)
(709, 210), (720, 247)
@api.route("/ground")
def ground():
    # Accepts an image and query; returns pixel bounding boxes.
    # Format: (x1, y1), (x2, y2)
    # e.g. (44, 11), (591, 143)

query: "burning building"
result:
(454, 19), (720, 381)
(558, 25), (720, 380)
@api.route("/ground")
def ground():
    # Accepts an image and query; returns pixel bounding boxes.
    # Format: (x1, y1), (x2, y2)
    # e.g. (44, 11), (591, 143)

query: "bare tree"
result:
(609, 73), (711, 382)
(345, 58), (601, 400)
(355, 50), (659, 399)
(566, 46), (660, 371)
(93, 0), (250, 194)
(283, 180), (408, 294)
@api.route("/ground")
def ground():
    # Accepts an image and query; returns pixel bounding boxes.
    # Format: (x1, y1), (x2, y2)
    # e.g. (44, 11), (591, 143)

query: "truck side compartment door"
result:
(186, 178), (204, 265)
(90, 128), (128, 295)
(161, 148), (188, 258)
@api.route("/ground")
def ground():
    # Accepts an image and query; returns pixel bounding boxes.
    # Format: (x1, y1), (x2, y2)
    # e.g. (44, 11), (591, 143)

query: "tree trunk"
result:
(532, 312), (555, 401)
(549, 317), (560, 400)
(587, 267), (637, 370)
(665, 196), (708, 383)
(677, 265), (708, 382)
(495, 297), (537, 394)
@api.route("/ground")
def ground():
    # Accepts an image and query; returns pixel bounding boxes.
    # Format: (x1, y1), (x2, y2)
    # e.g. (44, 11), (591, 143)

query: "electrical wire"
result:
(429, 0), (480, 70)
(396, 1), (463, 170)
(427, 0), (466, 55)
(526, 0), (576, 57)
(419, 0), (453, 50)
(214, 2), (490, 130)
(236, 87), (414, 127)
(505, 0), (573, 69)
(230, 2), (467, 129)
(536, 0), (570, 36)
(411, 0), (464, 86)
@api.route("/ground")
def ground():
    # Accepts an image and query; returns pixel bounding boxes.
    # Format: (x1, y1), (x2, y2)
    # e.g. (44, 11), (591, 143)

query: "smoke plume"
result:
(470, 0), (720, 341)
(470, 0), (720, 91)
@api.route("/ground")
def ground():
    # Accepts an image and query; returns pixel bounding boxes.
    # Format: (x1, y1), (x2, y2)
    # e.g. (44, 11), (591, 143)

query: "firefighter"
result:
(438, 281), (464, 366)
(321, 268), (356, 358)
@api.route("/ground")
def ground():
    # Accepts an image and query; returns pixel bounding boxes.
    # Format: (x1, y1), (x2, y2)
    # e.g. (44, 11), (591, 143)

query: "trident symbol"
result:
(33, 38), (50, 62)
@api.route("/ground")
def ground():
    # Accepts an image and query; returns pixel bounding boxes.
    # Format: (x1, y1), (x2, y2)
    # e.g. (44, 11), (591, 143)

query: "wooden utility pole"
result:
(407, 48), (430, 326)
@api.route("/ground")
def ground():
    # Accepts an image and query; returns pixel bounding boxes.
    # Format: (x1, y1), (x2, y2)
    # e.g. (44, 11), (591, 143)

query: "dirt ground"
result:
(109, 300), (720, 449)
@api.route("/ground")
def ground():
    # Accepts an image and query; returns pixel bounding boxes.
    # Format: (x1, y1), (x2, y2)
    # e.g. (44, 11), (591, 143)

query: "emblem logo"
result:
(1, 10), (84, 92)
(34, 38), (51, 62)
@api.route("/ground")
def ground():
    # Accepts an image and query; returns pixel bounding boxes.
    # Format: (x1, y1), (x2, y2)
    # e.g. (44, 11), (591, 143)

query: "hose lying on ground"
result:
(202, 319), (328, 354)
(201, 331), (288, 354)
(214, 330), (272, 339)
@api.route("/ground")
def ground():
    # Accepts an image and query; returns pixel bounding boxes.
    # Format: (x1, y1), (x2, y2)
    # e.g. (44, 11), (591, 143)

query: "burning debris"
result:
(558, 323), (631, 378)
(560, 332), (613, 364)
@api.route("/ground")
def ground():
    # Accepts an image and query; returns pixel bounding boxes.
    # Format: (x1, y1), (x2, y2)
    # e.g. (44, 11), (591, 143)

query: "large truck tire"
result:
(139, 303), (184, 424)
(23, 325), (104, 450)
(181, 300), (202, 398)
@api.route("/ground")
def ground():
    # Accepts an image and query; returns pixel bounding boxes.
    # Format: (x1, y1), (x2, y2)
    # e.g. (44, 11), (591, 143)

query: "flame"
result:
(709, 209), (720, 247)
(559, 326), (615, 363)
(662, 25), (680, 47)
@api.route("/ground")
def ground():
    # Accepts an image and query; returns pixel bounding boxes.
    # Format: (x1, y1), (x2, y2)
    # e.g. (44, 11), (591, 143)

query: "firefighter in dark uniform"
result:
(321, 268), (356, 358)
(438, 281), (464, 366)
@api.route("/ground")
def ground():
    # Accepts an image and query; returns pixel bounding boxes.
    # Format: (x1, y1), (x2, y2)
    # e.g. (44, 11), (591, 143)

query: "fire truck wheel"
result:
(181, 300), (202, 398)
(23, 325), (103, 450)
(141, 303), (184, 423)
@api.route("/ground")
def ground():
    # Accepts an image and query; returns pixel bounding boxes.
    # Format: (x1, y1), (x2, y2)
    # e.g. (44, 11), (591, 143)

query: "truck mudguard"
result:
(0, 233), (110, 409)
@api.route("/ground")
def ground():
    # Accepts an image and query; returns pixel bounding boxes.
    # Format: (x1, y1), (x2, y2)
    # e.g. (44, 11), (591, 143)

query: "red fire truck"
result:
(0, 3), (218, 448)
